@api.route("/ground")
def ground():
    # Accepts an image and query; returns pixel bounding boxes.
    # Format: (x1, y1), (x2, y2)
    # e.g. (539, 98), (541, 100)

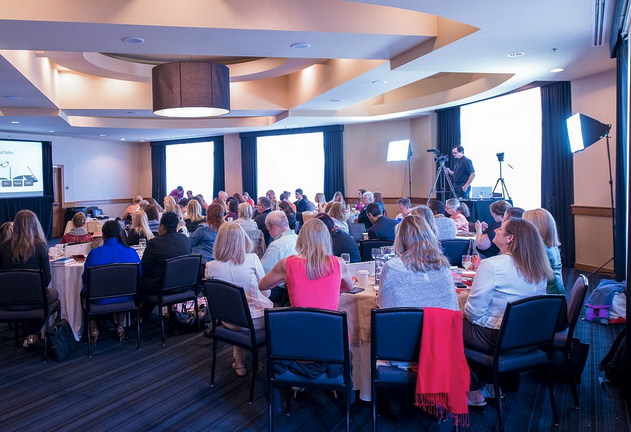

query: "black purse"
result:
(47, 319), (77, 362)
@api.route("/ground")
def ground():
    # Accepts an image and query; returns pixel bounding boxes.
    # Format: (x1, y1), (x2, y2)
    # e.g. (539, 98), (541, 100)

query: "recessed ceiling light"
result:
(120, 138), (126, 141)
(100, 134), (106, 137)
(5, 96), (21, 100)
(48, 130), (55, 133)
(330, 99), (343, 103)
(123, 37), (145, 44)
(10, 121), (19, 124)
(507, 52), (525, 57)
(550, 68), (564, 73)
(372, 80), (388, 85)
(291, 43), (311, 50)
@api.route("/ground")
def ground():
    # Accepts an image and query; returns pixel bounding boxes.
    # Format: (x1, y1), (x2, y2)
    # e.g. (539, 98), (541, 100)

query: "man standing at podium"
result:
(446, 145), (475, 199)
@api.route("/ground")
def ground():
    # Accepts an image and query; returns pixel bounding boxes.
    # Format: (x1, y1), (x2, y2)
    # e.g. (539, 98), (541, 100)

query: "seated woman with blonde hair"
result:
(126, 211), (154, 246)
(259, 218), (353, 311)
(0, 221), (14, 243)
(61, 212), (94, 244)
(185, 199), (205, 233)
(409, 205), (439, 239)
(332, 191), (345, 206)
(523, 208), (564, 294)
(234, 202), (258, 231)
(378, 215), (458, 310)
(205, 222), (272, 376)
(165, 203), (189, 236)
(122, 195), (143, 222)
(326, 202), (349, 233)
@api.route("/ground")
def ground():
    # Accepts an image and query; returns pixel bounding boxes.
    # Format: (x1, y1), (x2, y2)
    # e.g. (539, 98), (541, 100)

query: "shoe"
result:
(482, 384), (504, 399)
(90, 329), (99, 346)
(467, 390), (487, 407)
(23, 334), (43, 348)
(292, 387), (305, 398)
(116, 326), (126, 342)
(232, 362), (247, 377)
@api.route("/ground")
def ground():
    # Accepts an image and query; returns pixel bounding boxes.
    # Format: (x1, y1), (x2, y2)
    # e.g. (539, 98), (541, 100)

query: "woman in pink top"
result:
(259, 218), (353, 311)
(445, 198), (471, 234)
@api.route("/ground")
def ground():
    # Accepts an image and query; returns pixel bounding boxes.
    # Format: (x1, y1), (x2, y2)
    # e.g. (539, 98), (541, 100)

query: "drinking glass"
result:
(462, 255), (472, 270)
(139, 238), (147, 248)
(371, 248), (381, 261)
(341, 253), (351, 264)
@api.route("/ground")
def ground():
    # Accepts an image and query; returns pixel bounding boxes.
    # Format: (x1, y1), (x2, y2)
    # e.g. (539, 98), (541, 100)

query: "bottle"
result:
(470, 238), (481, 270)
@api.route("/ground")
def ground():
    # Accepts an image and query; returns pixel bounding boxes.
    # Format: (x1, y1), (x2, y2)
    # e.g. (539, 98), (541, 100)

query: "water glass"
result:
(462, 255), (472, 270)
(139, 238), (147, 248)
(341, 253), (351, 264)
(371, 248), (381, 261)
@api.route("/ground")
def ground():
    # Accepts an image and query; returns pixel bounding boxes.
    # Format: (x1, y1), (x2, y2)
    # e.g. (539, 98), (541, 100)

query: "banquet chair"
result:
(371, 308), (423, 432)
(348, 223), (365, 243)
(359, 239), (394, 262)
(202, 279), (266, 403)
(0, 269), (61, 363)
(552, 274), (589, 408)
(83, 263), (141, 358)
(265, 308), (353, 432)
(139, 254), (202, 345)
(440, 239), (470, 267)
(464, 295), (565, 432)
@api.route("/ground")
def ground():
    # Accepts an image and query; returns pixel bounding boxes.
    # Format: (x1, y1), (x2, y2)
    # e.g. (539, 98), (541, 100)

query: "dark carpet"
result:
(0, 268), (629, 432)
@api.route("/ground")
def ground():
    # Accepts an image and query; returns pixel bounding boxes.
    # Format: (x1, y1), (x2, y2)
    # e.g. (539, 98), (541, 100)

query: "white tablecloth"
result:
(51, 262), (85, 341)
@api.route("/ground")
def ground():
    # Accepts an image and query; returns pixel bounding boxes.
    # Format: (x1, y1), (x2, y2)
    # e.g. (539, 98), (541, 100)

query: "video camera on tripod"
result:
(426, 149), (456, 203)
(427, 148), (449, 163)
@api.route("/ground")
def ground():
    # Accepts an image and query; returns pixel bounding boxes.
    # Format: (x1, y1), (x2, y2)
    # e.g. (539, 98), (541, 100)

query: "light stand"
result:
(492, 152), (511, 199)
(426, 152), (456, 204)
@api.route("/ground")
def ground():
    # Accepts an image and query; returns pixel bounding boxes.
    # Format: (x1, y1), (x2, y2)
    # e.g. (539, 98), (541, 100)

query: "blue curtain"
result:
(540, 82), (574, 266)
(614, 35), (628, 281)
(240, 136), (257, 199)
(436, 107), (461, 201)
(212, 137), (225, 199)
(323, 126), (345, 199)
(0, 141), (54, 238)
(150, 144), (166, 202)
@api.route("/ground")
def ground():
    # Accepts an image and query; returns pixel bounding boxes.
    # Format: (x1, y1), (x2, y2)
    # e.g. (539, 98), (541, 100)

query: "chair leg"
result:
(371, 383), (377, 432)
(346, 386), (351, 432)
(14, 322), (19, 347)
(565, 352), (579, 409)
(546, 364), (560, 426)
(493, 373), (505, 432)
(86, 314), (92, 358)
(210, 338), (217, 387)
(268, 384), (275, 432)
(285, 387), (292, 414)
(159, 305), (166, 346)
(42, 321), (49, 363)
(194, 296), (200, 335)
(136, 309), (141, 350)
(250, 347), (257, 403)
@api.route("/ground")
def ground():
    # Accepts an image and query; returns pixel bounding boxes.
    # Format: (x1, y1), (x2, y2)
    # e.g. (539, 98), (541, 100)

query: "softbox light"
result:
(386, 140), (411, 161)
(566, 113), (611, 153)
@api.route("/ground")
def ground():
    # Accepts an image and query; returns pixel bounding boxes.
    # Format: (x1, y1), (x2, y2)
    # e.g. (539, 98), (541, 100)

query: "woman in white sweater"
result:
(205, 222), (272, 376)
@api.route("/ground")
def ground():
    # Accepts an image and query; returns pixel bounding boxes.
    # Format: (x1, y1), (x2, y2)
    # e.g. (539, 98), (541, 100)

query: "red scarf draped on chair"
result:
(414, 307), (470, 426)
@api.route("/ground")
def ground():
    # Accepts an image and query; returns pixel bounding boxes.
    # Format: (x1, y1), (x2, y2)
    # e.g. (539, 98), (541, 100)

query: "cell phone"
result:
(346, 287), (365, 294)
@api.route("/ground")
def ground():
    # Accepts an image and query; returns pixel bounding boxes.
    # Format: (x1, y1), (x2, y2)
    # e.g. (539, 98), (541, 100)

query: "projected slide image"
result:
(0, 140), (44, 199)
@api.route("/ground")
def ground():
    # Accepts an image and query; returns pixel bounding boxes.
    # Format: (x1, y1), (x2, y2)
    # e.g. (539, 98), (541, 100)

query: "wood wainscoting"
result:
(572, 204), (615, 275)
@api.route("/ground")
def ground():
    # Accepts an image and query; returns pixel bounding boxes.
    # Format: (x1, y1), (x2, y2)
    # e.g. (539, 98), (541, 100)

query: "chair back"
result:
(245, 229), (266, 258)
(86, 263), (139, 301)
(372, 308), (423, 362)
(266, 308), (349, 364)
(0, 269), (46, 306)
(162, 254), (202, 291)
(349, 223), (365, 242)
(359, 239), (394, 262)
(441, 239), (470, 266)
(566, 275), (589, 340)
(203, 279), (253, 329)
(496, 295), (565, 354)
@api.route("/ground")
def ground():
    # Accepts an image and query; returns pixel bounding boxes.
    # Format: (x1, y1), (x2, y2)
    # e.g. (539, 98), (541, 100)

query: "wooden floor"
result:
(0, 268), (629, 432)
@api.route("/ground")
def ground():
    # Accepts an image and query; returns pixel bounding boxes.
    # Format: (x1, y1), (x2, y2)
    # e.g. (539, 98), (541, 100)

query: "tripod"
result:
(427, 159), (456, 204)
(492, 159), (511, 200)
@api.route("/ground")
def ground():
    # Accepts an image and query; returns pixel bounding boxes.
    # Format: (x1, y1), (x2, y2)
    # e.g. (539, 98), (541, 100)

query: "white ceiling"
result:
(0, 0), (617, 143)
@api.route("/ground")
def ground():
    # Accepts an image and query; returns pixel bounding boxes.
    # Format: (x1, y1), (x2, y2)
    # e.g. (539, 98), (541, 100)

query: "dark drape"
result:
(323, 126), (345, 199)
(212, 137), (225, 199)
(614, 36), (628, 282)
(436, 107), (461, 201)
(240, 136), (257, 199)
(0, 141), (54, 238)
(540, 82), (574, 266)
(150, 144), (166, 202)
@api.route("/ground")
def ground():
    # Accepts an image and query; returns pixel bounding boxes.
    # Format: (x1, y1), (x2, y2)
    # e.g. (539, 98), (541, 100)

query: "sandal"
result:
(90, 329), (99, 346)
(232, 362), (247, 377)
(116, 326), (126, 342)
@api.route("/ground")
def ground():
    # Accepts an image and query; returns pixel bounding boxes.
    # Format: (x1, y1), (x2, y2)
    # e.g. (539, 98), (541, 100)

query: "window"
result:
(165, 141), (214, 201)
(460, 88), (542, 210)
(256, 132), (324, 200)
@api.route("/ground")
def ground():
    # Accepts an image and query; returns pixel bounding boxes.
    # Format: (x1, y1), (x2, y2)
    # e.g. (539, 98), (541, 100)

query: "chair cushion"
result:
(0, 308), (46, 320)
(213, 325), (265, 348)
(465, 347), (549, 373)
(143, 289), (195, 305)
(552, 329), (568, 348)
(272, 369), (345, 387)
(376, 365), (416, 384)
(88, 300), (137, 315)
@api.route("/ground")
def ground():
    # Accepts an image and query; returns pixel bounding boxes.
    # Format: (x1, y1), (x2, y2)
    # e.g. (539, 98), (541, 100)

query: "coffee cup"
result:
(357, 270), (369, 288)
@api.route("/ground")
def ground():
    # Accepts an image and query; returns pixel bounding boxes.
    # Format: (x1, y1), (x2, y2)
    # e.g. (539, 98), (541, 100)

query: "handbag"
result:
(47, 319), (77, 362)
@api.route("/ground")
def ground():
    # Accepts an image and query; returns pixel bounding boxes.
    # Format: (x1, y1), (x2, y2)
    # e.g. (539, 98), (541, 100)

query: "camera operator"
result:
(445, 145), (475, 198)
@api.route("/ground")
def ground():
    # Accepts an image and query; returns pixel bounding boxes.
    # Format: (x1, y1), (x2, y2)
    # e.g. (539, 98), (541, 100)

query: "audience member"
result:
(242, 192), (255, 207)
(260, 211), (298, 303)
(327, 202), (349, 233)
(428, 200), (457, 240)
(0, 221), (13, 243)
(224, 198), (239, 221)
(304, 194), (317, 212)
(165, 203), (188, 236)
(315, 213), (360, 263)
(233, 192), (246, 203)
(146, 197), (163, 212)
(523, 208), (564, 294)
(178, 198), (189, 217)
(163, 195), (176, 209)
(169, 186), (184, 199)
(254, 197), (273, 245)
(332, 191), (345, 206)
(0, 210), (58, 347)
(145, 204), (161, 233)
(185, 200), (205, 233)
(212, 197), (227, 215)
(314, 192), (327, 212)
(366, 203), (398, 240)
(278, 200), (296, 230)
(373, 191), (387, 217)
(259, 218), (353, 311)
(279, 192), (296, 212)
(234, 202), (258, 231)
(395, 197), (411, 220)
(82, 220), (141, 345)
(189, 203), (224, 263)
(186, 190), (194, 200)
(445, 198), (470, 234)
(126, 211), (154, 246)
(475, 200), (512, 258)
(218, 191), (228, 203)
(377, 215), (458, 310)
(409, 205), (439, 239)
(294, 189), (309, 213)
(205, 223), (272, 376)
(354, 188), (366, 211)
(195, 194), (209, 211)
(355, 191), (374, 228)
(122, 195), (143, 222)
(504, 207), (525, 222)
(60, 212), (94, 244)
(266, 190), (276, 201)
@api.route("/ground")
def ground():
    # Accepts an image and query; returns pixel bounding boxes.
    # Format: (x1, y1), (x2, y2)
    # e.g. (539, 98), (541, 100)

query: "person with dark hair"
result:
(475, 200), (512, 258)
(315, 213), (360, 263)
(145, 204), (161, 233)
(254, 197), (273, 244)
(82, 220), (141, 345)
(446, 145), (475, 198)
(169, 186), (184, 199)
(373, 191), (387, 217)
(354, 188), (366, 211)
(186, 190), (194, 200)
(366, 203), (399, 240)
(294, 189), (309, 213)
(279, 192), (297, 212)
(225, 197), (239, 221)
(140, 212), (192, 297)
(503, 207), (525, 222)
(61, 212), (93, 244)
(278, 200), (296, 230)
(429, 200), (457, 240)
(189, 204), (224, 263)
(355, 191), (374, 229)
